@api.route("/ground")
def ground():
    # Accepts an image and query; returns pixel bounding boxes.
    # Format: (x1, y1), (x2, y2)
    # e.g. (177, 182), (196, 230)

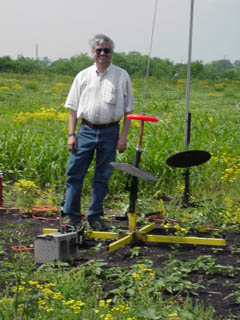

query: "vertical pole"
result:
(183, 0), (194, 207)
(57, 95), (63, 233)
(129, 149), (141, 230)
(129, 120), (145, 230)
(183, 168), (190, 207)
(0, 171), (3, 206)
(36, 44), (39, 60)
(143, 0), (158, 104)
(137, 121), (145, 149)
(184, 0), (194, 148)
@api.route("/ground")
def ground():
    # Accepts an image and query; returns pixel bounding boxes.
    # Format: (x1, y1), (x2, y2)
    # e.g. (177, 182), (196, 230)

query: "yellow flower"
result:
(63, 299), (75, 305)
(13, 108), (68, 123)
(0, 86), (10, 91)
(99, 299), (105, 307)
(208, 92), (221, 97)
(132, 272), (141, 279)
(12, 84), (23, 90)
(56, 82), (65, 87)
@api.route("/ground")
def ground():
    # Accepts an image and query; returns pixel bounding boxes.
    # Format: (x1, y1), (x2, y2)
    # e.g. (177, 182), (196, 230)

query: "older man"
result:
(64, 34), (134, 230)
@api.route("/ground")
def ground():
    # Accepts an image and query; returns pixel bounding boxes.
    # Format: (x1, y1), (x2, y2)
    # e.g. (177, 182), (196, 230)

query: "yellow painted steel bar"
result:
(138, 223), (156, 233)
(88, 231), (120, 240)
(142, 234), (226, 246)
(107, 234), (133, 253)
(43, 228), (58, 234)
(129, 212), (137, 231)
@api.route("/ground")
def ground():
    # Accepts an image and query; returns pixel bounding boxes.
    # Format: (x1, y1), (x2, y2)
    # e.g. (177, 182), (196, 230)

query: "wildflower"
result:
(132, 272), (141, 279)
(53, 292), (64, 301)
(176, 79), (185, 85)
(208, 92), (221, 97)
(63, 299), (75, 305)
(14, 179), (39, 193)
(99, 299), (105, 307)
(0, 86), (10, 91)
(56, 82), (65, 87)
(168, 313), (179, 320)
(199, 80), (208, 85)
(12, 84), (22, 90)
(13, 108), (68, 123)
(44, 282), (57, 288)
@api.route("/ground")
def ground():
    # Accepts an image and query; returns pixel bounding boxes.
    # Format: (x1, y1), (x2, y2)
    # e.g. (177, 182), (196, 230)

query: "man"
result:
(64, 34), (134, 231)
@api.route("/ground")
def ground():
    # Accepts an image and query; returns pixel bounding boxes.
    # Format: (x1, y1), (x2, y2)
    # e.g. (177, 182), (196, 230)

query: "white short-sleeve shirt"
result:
(65, 63), (134, 124)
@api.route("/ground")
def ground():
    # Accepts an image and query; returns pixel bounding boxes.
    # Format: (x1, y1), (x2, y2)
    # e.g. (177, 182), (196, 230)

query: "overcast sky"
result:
(1, 0), (239, 63)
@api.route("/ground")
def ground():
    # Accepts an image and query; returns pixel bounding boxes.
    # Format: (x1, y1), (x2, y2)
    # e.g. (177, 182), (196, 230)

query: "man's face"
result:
(92, 42), (112, 67)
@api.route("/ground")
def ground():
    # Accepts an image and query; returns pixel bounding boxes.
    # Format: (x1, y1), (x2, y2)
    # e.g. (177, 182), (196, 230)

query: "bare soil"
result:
(1, 209), (240, 319)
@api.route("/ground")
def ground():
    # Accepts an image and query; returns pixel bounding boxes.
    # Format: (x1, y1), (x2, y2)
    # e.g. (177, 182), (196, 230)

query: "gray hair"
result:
(89, 34), (115, 51)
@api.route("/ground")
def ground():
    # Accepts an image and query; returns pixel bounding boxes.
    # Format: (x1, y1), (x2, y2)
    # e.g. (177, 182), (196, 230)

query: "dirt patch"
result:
(1, 210), (240, 319)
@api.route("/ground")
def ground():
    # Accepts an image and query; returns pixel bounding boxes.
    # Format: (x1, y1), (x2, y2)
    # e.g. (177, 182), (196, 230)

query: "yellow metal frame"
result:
(86, 214), (226, 252)
(42, 214), (226, 252)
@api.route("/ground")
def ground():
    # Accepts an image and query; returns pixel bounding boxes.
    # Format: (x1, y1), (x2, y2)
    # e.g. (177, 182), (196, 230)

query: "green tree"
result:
(0, 56), (15, 72)
(151, 58), (174, 79)
(190, 61), (204, 78)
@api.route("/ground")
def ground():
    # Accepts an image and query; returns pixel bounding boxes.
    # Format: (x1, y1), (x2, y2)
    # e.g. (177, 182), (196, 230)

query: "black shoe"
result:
(64, 218), (83, 230)
(87, 219), (108, 231)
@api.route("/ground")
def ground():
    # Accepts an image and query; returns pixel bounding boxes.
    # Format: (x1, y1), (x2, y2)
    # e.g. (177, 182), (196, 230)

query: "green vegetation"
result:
(0, 73), (240, 228)
(0, 246), (220, 320)
(1, 53), (240, 80)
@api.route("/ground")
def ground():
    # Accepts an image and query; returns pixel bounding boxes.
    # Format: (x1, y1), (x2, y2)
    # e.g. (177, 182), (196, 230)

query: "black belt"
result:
(82, 119), (119, 129)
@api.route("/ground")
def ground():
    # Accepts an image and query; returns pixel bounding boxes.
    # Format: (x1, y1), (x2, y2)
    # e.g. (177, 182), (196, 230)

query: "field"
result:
(1, 73), (240, 319)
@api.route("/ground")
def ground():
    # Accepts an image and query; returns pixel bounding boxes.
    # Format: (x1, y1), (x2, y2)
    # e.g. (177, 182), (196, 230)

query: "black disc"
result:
(110, 162), (158, 182)
(166, 150), (211, 168)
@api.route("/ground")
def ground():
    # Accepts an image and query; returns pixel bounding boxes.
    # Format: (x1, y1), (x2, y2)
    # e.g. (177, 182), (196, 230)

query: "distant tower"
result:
(36, 44), (39, 60)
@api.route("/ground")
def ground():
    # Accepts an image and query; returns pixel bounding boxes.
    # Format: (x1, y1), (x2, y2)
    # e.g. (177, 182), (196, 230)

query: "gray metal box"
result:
(34, 231), (83, 263)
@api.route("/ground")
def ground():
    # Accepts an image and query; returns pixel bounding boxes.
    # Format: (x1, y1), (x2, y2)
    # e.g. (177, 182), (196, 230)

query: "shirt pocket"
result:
(103, 85), (117, 105)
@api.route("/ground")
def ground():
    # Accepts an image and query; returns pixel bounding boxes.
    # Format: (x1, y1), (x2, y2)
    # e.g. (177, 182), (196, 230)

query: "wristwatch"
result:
(68, 133), (75, 137)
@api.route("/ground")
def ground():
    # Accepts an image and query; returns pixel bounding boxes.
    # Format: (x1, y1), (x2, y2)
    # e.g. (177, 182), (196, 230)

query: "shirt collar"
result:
(94, 63), (112, 75)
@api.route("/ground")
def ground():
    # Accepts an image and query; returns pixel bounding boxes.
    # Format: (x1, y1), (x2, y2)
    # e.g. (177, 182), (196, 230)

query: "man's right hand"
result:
(67, 135), (77, 152)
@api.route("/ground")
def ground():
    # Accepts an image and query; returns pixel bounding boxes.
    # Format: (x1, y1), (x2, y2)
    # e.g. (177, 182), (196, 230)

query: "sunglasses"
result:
(95, 48), (111, 55)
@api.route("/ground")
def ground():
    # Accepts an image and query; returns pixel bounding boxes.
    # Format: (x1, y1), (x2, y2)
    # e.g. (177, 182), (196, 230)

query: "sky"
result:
(1, 0), (240, 64)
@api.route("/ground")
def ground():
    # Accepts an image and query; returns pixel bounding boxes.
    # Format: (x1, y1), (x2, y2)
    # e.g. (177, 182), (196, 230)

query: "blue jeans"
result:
(64, 123), (119, 222)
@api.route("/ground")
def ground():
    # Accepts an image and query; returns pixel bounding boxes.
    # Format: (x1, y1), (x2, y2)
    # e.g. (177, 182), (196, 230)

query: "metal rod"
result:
(182, 168), (190, 207)
(57, 94), (63, 233)
(184, 0), (194, 148)
(137, 120), (145, 149)
(143, 0), (158, 104)
(0, 171), (3, 206)
(183, 114), (191, 207)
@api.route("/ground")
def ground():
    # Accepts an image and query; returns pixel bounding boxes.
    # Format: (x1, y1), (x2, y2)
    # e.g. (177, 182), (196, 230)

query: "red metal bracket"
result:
(127, 114), (159, 122)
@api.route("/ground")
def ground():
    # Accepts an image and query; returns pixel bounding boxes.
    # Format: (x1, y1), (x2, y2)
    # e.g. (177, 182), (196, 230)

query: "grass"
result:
(1, 74), (240, 226)
(0, 240), (224, 320)
(1, 73), (240, 226)
(0, 73), (240, 319)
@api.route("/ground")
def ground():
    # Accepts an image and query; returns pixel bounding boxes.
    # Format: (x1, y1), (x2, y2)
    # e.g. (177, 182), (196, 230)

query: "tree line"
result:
(0, 52), (239, 80)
